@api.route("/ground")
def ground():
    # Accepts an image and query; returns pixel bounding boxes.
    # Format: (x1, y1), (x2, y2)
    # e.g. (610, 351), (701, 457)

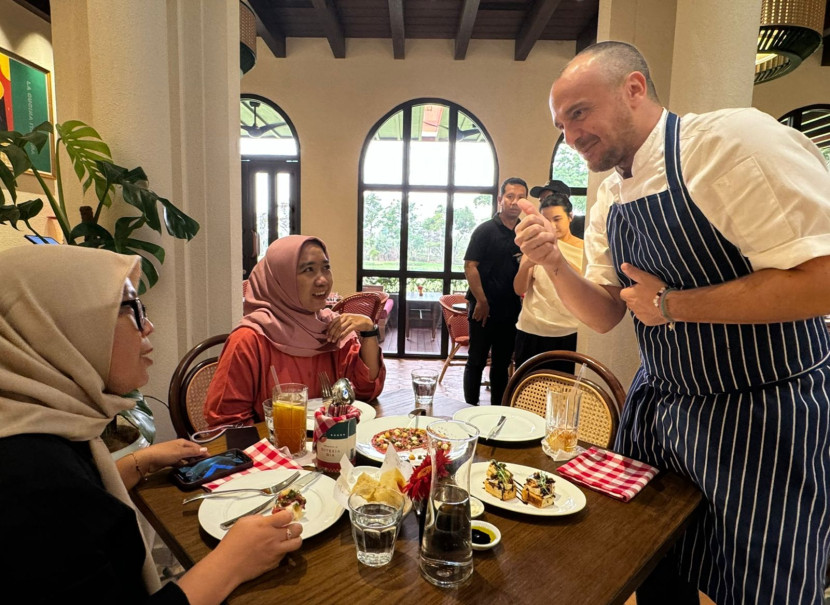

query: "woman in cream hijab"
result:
(0, 246), (302, 604)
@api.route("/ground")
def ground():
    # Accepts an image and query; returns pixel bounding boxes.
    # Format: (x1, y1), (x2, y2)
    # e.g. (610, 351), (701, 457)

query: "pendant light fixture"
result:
(755, 0), (826, 84)
(240, 1), (257, 75)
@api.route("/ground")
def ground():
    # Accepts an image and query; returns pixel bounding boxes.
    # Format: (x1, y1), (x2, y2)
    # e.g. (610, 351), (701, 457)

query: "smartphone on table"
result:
(170, 448), (254, 490)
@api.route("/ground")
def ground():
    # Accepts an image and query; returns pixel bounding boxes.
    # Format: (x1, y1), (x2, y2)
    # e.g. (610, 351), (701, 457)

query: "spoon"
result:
(330, 377), (355, 415)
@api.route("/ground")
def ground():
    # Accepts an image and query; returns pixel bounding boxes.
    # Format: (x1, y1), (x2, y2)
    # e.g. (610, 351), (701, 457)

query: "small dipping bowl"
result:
(470, 496), (485, 519)
(471, 520), (501, 551)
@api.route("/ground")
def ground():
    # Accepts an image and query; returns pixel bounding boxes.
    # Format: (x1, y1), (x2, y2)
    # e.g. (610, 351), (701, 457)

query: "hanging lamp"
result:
(755, 0), (826, 84)
(240, 1), (257, 75)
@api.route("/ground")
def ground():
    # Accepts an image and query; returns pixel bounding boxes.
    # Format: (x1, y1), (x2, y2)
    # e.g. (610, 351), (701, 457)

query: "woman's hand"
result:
(326, 313), (374, 342)
(141, 439), (208, 474)
(177, 508), (303, 605)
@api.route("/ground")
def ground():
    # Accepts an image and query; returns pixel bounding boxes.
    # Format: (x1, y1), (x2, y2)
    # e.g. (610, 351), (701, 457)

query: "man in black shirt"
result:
(463, 177), (526, 405)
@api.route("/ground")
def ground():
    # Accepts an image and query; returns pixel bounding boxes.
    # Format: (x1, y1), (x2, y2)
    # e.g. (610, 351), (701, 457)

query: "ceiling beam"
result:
(388, 0), (405, 59)
(454, 0), (481, 60)
(249, 0), (287, 58)
(514, 0), (563, 61)
(310, 0), (347, 58)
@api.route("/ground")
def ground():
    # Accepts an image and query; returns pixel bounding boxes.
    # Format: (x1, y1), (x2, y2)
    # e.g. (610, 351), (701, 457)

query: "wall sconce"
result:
(755, 0), (826, 84)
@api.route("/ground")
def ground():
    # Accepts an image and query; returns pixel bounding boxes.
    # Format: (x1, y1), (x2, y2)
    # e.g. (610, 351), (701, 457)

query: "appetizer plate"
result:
(306, 398), (376, 431)
(453, 407), (545, 442)
(469, 462), (586, 517)
(199, 469), (344, 540)
(355, 414), (441, 463)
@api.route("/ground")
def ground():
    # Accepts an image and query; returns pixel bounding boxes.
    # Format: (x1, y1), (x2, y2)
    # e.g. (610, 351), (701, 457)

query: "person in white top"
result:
(513, 192), (583, 372)
(515, 41), (830, 605)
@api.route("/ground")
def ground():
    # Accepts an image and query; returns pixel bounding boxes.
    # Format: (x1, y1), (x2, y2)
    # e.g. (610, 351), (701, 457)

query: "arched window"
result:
(240, 94), (301, 278)
(550, 134), (589, 215)
(358, 99), (497, 357)
(779, 104), (830, 167)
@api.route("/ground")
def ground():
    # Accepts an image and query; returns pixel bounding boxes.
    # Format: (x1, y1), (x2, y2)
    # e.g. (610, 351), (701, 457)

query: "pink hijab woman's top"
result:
(237, 235), (350, 357)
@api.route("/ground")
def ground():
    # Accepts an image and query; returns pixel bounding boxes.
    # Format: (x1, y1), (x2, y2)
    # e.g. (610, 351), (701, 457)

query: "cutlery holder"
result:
(313, 405), (361, 473)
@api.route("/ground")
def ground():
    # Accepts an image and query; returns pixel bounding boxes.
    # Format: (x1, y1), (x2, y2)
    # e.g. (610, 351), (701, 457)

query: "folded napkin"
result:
(203, 438), (303, 491)
(312, 404), (362, 450)
(556, 446), (658, 502)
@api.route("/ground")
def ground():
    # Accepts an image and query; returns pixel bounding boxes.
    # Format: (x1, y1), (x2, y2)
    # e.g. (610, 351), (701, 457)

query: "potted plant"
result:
(0, 120), (201, 448)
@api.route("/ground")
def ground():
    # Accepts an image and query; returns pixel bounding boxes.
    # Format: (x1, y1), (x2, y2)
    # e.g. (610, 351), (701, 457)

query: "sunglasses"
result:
(120, 298), (148, 332)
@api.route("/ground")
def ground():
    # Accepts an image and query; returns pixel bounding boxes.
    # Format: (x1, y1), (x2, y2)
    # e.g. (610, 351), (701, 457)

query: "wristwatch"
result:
(359, 324), (380, 338)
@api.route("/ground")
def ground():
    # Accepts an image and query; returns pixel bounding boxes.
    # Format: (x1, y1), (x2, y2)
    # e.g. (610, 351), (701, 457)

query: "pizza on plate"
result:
(371, 427), (428, 454)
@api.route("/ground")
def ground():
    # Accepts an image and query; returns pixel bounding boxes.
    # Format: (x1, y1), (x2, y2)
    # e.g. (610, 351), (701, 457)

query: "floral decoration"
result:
(403, 448), (449, 502)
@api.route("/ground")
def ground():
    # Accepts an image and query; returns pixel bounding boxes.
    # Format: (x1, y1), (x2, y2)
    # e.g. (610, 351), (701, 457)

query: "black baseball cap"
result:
(529, 179), (571, 198)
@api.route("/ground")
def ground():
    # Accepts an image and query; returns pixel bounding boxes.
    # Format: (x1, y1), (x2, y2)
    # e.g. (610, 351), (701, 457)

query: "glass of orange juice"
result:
(273, 383), (308, 457)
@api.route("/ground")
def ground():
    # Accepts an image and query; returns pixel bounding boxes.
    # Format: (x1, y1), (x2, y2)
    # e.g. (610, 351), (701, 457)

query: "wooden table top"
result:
(133, 391), (701, 605)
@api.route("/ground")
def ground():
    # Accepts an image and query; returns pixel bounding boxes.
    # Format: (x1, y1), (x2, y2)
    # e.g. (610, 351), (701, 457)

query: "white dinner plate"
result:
(355, 414), (441, 463)
(198, 469), (344, 540)
(469, 462), (586, 517)
(452, 407), (545, 442)
(306, 398), (376, 431)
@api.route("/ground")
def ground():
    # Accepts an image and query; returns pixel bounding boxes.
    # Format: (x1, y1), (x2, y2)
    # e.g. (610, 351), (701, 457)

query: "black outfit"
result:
(0, 433), (188, 605)
(463, 213), (522, 405)
(512, 331), (577, 374)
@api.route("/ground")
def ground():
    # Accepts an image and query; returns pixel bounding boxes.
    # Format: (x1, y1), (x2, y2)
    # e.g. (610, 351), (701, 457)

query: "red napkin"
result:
(556, 446), (658, 502)
(203, 438), (302, 491)
(312, 404), (362, 451)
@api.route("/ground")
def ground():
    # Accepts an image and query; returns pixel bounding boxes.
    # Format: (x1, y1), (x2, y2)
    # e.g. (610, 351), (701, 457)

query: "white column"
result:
(51, 0), (242, 441)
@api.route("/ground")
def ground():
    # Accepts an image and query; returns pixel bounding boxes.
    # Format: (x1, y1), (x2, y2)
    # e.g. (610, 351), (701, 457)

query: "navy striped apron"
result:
(608, 112), (830, 605)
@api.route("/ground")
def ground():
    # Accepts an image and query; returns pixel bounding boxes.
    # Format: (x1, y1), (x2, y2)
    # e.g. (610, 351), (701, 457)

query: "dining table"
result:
(132, 389), (702, 605)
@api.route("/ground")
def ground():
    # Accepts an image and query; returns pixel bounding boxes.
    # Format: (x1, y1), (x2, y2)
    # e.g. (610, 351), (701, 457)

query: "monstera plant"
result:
(0, 120), (200, 293)
(0, 120), (201, 447)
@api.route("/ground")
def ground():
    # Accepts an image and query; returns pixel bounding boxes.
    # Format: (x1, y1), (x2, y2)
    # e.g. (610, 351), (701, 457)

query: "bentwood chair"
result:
(437, 294), (470, 383)
(168, 334), (228, 438)
(503, 350), (626, 448)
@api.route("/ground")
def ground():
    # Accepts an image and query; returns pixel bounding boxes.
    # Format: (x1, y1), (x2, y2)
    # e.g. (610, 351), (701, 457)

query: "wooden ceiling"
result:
(247, 0), (599, 60)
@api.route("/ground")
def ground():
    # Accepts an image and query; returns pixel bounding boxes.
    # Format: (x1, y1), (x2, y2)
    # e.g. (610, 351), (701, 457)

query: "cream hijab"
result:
(0, 245), (160, 593)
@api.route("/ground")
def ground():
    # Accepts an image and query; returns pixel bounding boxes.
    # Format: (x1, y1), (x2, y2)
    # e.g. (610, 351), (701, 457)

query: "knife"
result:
(220, 471), (320, 530)
(487, 415), (507, 440)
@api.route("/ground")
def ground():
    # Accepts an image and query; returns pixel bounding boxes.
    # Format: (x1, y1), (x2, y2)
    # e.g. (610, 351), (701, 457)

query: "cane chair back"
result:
(437, 294), (470, 383)
(504, 351), (625, 449)
(332, 292), (386, 323)
(168, 334), (229, 438)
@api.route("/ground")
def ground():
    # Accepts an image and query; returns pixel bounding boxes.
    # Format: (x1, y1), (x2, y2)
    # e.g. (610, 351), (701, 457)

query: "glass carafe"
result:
(419, 419), (479, 588)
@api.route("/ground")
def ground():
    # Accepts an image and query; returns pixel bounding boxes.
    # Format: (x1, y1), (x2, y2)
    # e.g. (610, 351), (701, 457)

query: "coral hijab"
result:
(0, 245), (160, 593)
(238, 235), (348, 357)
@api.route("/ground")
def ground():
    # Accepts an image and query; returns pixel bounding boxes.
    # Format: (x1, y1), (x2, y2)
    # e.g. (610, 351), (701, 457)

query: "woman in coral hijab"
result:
(0, 246), (301, 604)
(205, 235), (385, 428)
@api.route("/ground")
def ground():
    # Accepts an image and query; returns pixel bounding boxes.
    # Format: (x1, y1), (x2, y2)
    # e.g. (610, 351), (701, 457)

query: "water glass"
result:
(420, 419), (479, 588)
(273, 383), (308, 457)
(348, 490), (405, 567)
(262, 399), (276, 446)
(411, 369), (438, 409)
(542, 389), (582, 461)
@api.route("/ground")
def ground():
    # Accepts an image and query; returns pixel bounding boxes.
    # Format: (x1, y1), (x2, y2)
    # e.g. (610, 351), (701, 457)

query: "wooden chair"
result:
(168, 334), (229, 438)
(437, 294), (470, 383)
(331, 292), (385, 325)
(503, 350), (626, 449)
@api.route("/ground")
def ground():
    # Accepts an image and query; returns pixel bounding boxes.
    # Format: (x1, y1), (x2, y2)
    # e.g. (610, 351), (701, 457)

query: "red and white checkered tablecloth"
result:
(204, 438), (303, 491)
(556, 446), (658, 502)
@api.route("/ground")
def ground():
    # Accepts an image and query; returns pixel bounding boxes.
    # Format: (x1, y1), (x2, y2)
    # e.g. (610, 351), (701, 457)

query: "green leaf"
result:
(121, 183), (162, 233)
(0, 204), (21, 228)
(55, 120), (112, 192)
(16, 198), (43, 221)
(69, 222), (115, 246)
(0, 161), (16, 203)
(119, 390), (156, 443)
(2, 143), (33, 178)
(113, 215), (145, 241)
(159, 197), (200, 240)
(138, 255), (159, 293)
(124, 237), (165, 264)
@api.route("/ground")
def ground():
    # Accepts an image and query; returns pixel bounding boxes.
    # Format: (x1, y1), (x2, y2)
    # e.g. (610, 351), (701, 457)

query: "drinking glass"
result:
(273, 383), (308, 457)
(411, 369), (439, 409)
(262, 399), (276, 446)
(419, 419), (479, 588)
(542, 389), (583, 461)
(348, 490), (405, 567)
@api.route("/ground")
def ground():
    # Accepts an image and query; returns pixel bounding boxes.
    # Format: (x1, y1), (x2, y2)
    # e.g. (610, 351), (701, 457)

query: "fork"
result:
(182, 471), (300, 504)
(319, 372), (333, 400)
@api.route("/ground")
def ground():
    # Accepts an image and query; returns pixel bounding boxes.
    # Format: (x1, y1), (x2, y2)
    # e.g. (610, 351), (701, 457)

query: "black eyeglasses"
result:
(120, 299), (148, 332)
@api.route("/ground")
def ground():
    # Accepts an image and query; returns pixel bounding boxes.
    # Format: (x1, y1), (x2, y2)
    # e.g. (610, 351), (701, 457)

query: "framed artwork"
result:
(0, 48), (54, 175)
